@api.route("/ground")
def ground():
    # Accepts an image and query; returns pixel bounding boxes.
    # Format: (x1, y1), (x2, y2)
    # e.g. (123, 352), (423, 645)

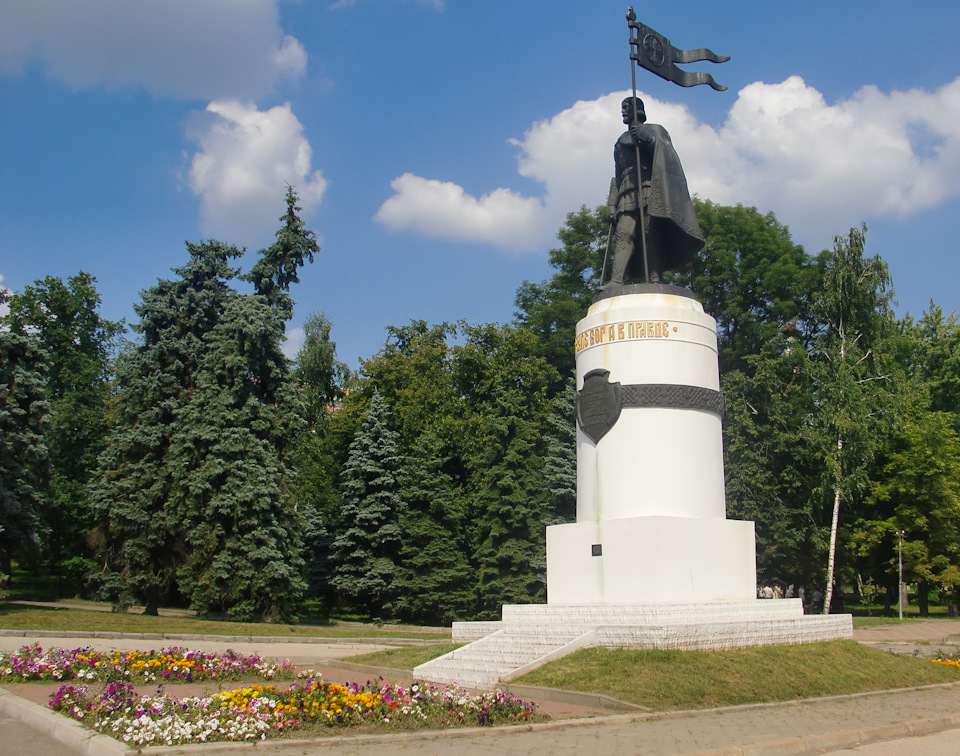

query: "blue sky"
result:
(2, 0), (959, 368)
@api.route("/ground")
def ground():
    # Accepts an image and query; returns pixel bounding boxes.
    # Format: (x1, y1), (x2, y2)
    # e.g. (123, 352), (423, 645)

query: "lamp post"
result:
(898, 529), (904, 621)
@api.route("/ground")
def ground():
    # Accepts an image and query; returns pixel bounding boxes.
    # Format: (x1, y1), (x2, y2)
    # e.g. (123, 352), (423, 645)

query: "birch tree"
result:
(812, 226), (893, 613)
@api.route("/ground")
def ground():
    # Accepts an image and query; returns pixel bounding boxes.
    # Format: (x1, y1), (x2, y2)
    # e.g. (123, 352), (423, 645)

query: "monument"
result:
(415, 9), (852, 690)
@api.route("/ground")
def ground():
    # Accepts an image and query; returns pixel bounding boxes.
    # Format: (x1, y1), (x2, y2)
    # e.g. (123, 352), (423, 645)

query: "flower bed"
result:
(49, 677), (544, 746)
(929, 658), (960, 669)
(0, 643), (294, 683)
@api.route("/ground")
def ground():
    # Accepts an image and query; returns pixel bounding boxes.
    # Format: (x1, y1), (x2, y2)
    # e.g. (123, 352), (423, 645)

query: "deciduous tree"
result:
(514, 206), (606, 380)
(811, 226), (894, 613)
(666, 200), (819, 373)
(3, 273), (122, 580)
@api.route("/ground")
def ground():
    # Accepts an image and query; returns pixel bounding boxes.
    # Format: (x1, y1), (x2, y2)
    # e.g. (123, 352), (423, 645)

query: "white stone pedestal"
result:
(546, 286), (756, 604)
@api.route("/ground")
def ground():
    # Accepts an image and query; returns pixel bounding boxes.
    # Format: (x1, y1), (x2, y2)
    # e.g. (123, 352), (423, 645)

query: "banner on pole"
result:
(627, 10), (730, 91)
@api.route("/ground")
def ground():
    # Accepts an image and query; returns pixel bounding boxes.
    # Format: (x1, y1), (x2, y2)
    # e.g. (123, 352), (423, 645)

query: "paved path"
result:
(852, 617), (960, 657)
(834, 728), (960, 755)
(0, 709), (67, 754)
(852, 619), (960, 643)
(4, 617), (960, 755)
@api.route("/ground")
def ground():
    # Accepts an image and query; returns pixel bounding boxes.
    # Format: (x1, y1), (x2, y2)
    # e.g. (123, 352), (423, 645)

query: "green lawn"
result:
(349, 643), (465, 669)
(514, 641), (960, 710)
(0, 604), (450, 640)
(341, 639), (960, 712)
(846, 600), (954, 618)
(851, 616), (923, 628)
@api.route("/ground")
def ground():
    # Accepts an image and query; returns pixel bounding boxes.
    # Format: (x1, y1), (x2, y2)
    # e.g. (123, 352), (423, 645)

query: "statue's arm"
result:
(607, 177), (617, 221)
(629, 123), (657, 146)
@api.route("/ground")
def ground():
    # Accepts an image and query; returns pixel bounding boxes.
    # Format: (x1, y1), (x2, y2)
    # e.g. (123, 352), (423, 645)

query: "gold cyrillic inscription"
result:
(575, 320), (672, 354)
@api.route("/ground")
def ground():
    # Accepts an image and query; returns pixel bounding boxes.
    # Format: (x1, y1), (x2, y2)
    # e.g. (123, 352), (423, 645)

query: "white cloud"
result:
(678, 76), (960, 243)
(375, 174), (545, 250)
(376, 77), (960, 253)
(189, 101), (327, 245)
(0, 0), (306, 100)
(283, 327), (305, 360)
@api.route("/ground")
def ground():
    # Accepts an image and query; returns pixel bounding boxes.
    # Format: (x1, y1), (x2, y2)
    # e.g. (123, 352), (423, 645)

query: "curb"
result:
(0, 629), (447, 646)
(0, 686), (134, 756)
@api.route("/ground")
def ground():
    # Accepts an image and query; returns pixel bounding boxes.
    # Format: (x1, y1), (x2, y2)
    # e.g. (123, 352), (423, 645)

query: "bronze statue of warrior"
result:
(606, 96), (704, 285)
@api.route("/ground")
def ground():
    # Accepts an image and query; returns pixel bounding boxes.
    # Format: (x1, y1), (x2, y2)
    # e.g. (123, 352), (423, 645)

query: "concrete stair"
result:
(416, 600), (853, 690)
(414, 627), (589, 690)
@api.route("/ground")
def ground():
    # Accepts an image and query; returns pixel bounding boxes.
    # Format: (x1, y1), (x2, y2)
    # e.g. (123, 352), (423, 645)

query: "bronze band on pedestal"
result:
(576, 368), (724, 444)
(620, 383), (724, 415)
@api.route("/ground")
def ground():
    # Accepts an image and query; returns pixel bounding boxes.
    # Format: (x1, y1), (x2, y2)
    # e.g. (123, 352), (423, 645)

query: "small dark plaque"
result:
(591, 544), (603, 557)
(576, 369), (622, 444)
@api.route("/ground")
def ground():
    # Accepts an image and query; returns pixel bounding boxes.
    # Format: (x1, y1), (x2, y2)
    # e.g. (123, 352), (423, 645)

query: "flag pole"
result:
(627, 7), (651, 283)
(599, 221), (614, 286)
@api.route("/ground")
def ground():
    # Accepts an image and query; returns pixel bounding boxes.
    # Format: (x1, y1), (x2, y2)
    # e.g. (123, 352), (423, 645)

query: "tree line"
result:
(2, 190), (959, 622)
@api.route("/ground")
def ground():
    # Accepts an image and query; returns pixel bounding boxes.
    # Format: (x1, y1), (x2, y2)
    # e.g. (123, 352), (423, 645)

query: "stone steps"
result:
(414, 628), (587, 690)
(455, 636), (581, 652)
(421, 658), (519, 674)
(420, 602), (853, 690)
(450, 647), (568, 662)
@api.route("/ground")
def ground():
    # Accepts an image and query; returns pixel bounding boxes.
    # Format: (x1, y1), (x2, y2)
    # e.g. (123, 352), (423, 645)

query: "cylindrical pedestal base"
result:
(575, 289), (726, 521)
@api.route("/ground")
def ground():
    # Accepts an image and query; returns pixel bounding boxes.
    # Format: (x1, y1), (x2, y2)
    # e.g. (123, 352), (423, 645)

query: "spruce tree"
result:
(90, 241), (242, 613)
(396, 433), (474, 624)
(91, 189), (318, 618)
(472, 398), (550, 617)
(244, 187), (319, 320)
(169, 295), (307, 621)
(0, 327), (50, 572)
(332, 392), (405, 619)
(542, 375), (577, 525)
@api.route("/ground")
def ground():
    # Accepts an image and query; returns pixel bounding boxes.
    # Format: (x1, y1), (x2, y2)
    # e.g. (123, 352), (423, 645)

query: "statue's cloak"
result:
(613, 124), (705, 272)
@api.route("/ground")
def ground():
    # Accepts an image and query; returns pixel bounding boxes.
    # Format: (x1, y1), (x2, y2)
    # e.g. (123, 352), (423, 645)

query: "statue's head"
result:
(621, 97), (646, 124)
